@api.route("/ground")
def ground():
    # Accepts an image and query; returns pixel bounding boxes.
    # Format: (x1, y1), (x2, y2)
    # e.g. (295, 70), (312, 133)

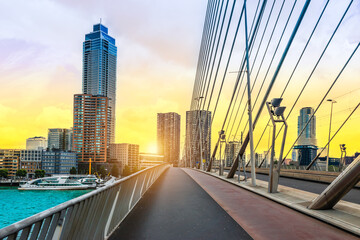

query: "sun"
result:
(146, 142), (158, 154)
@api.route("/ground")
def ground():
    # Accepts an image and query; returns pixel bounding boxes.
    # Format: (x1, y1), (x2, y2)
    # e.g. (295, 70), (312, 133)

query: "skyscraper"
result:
(297, 107), (317, 146)
(225, 141), (240, 167)
(185, 110), (211, 167)
(295, 107), (318, 166)
(157, 113), (181, 165)
(72, 94), (111, 172)
(83, 23), (117, 143)
(48, 128), (72, 151)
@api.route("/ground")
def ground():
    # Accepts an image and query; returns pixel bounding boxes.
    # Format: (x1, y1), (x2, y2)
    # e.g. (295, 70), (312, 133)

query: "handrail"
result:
(0, 164), (170, 240)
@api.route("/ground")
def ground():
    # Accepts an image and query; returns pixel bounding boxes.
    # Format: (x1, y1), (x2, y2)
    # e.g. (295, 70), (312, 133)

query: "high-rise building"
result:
(48, 128), (73, 151)
(42, 150), (77, 175)
(295, 107), (318, 166)
(157, 112), (181, 165)
(72, 94), (111, 172)
(297, 107), (317, 146)
(225, 141), (240, 167)
(185, 110), (211, 167)
(83, 23), (117, 143)
(20, 150), (42, 177)
(110, 143), (139, 173)
(26, 137), (47, 150)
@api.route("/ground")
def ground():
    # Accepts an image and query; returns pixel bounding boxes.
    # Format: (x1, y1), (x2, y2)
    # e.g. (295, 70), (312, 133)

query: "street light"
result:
(339, 144), (346, 172)
(218, 131), (226, 176)
(266, 98), (288, 193)
(326, 99), (337, 172)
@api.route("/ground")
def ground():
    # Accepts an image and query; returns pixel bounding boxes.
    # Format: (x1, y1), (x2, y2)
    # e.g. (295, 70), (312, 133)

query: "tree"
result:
(70, 167), (77, 175)
(35, 170), (45, 178)
(0, 169), (8, 178)
(110, 165), (120, 177)
(122, 165), (132, 177)
(98, 166), (107, 179)
(16, 169), (27, 178)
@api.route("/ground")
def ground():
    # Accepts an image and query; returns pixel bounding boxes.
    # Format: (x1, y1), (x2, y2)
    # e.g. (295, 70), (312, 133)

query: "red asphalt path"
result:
(183, 168), (359, 240)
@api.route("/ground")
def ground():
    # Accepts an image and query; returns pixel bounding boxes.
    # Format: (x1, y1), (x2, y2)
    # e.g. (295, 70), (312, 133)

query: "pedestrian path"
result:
(183, 168), (358, 240)
(109, 167), (251, 240)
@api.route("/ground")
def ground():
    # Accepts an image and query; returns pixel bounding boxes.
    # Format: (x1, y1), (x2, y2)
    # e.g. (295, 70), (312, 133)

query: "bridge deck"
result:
(110, 167), (357, 240)
(109, 167), (251, 240)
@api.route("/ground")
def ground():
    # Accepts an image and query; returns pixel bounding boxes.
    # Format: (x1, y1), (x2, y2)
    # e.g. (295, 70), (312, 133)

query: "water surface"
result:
(0, 187), (92, 229)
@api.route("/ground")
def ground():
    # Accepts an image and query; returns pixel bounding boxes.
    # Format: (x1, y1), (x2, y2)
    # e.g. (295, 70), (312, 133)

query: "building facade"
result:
(225, 141), (240, 167)
(110, 143), (139, 173)
(72, 94), (111, 172)
(0, 149), (21, 177)
(295, 107), (318, 166)
(26, 137), (47, 150)
(83, 23), (117, 143)
(48, 128), (72, 151)
(20, 150), (42, 178)
(185, 110), (211, 167)
(297, 107), (317, 146)
(157, 112), (181, 166)
(42, 150), (77, 175)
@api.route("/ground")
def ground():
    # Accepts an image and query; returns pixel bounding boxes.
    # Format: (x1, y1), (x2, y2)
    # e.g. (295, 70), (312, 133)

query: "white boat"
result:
(78, 177), (102, 185)
(18, 176), (94, 190)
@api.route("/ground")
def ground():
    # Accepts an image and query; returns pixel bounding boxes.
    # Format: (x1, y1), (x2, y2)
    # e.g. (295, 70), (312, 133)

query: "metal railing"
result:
(0, 164), (170, 240)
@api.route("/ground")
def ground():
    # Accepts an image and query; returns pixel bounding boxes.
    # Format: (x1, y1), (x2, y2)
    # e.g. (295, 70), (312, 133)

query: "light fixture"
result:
(274, 106), (286, 117)
(271, 98), (283, 107)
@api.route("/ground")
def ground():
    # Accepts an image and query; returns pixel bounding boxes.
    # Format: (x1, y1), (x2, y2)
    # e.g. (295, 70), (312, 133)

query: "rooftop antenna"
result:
(100, 18), (102, 24)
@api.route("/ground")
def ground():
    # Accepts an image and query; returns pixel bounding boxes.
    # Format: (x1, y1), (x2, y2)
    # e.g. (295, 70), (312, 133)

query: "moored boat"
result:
(18, 176), (94, 190)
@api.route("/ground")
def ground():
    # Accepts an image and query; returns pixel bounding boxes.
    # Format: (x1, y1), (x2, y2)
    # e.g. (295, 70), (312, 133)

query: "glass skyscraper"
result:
(83, 23), (117, 143)
(295, 107), (318, 166)
(297, 107), (317, 146)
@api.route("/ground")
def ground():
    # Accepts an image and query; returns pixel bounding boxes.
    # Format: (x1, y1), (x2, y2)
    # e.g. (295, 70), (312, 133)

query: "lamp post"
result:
(339, 144), (346, 172)
(266, 123), (272, 168)
(218, 131), (226, 176)
(326, 99), (336, 172)
(266, 98), (288, 193)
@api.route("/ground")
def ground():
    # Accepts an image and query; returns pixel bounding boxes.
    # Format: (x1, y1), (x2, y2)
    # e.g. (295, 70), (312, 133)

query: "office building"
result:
(157, 112), (181, 165)
(295, 107), (318, 166)
(185, 110), (211, 167)
(139, 153), (164, 169)
(73, 94), (111, 173)
(225, 141), (240, 167)
(20, 150), (42, 178)
(110, 143), (140, 173)
(42, 150), (77, 175)
(0, 149), (21, 177)
(48, 128), (73, 151)
(26, 137), (47, 150)
(83, 23), (117, 143)
(297, 107), (317, 146)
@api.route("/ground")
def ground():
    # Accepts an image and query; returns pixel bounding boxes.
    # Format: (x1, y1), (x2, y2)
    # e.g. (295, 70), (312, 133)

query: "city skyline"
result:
(0, 1), (360, 157)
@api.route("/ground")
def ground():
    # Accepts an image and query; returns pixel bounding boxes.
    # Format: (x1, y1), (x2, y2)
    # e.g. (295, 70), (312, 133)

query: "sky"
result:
(0, 0), (207, 153)
(0, 0), (359, 158)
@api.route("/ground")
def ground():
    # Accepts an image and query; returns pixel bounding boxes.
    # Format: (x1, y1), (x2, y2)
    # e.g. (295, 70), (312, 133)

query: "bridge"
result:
(1, 0), (360, 239)
(0, 162), (359, 239)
